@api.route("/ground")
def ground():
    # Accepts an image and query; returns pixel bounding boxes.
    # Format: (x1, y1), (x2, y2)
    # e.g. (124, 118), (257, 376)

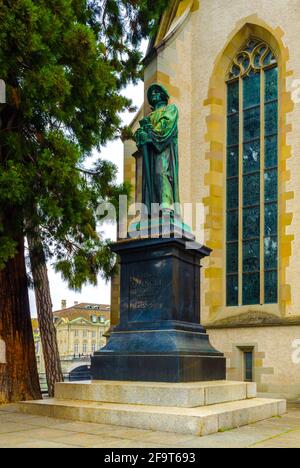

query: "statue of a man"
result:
(135, 84), (180, 216)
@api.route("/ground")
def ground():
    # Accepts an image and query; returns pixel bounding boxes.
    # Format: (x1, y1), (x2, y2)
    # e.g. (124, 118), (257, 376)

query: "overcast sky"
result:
(29, 80), (144, 316)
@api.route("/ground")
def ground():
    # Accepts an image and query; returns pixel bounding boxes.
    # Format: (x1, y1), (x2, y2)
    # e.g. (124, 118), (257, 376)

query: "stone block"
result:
(19, 397), (286, 437)
(246, 382), (257, 399)
(55, 380), (255, 408)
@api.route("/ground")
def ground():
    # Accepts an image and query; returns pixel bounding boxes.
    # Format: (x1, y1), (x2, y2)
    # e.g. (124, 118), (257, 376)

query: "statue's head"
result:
(147, 84), (170, 108)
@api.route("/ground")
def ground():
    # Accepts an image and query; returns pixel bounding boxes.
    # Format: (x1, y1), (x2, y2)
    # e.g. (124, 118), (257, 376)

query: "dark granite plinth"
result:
(92, 354), (225, 383)
(91, 236), (226, 382)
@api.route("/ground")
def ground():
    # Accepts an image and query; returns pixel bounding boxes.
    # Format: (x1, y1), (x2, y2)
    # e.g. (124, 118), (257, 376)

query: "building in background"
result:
(32, 319), (40, 354)
(53, 301), (110, 362)
(33, 302), (110, 381)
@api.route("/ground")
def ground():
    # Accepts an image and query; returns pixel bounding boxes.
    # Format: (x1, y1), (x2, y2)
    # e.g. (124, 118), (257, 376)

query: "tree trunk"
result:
(27, 229), (63, 397)
(0, 237), (41, 403)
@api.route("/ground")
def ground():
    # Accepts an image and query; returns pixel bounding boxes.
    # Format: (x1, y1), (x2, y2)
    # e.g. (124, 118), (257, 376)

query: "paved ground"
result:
(0, 402), (300, 448)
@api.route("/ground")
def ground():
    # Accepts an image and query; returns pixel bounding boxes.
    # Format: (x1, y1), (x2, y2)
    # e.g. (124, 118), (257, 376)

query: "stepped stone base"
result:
(55, 380), (256, 408)
(19, 381), (286, 437)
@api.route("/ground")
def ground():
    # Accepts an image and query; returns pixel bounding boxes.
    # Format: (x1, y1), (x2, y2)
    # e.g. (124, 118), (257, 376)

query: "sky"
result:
(29, 80), (145, 316)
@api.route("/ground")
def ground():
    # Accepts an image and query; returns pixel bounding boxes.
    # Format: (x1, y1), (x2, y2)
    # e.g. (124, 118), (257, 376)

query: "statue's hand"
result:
(135, 128), (152, 147)
(140, 117), (151, 128)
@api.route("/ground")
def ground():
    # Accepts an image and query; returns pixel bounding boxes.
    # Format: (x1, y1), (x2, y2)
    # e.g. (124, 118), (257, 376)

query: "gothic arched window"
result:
(226, 38), (278, 306)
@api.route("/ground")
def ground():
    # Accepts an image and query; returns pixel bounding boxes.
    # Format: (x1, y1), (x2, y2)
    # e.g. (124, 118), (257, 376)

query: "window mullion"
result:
(238, 76), (243, 306)
(260, 70), (265, 305)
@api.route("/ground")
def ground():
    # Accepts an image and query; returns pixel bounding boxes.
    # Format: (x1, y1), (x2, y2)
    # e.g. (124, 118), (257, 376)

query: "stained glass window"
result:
(226, 39), (278, 306)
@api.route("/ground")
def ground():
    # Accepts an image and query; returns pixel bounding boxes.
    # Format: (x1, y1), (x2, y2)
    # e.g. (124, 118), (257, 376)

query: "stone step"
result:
(19, 397), (286, 437)
(55, 380), (257, 408)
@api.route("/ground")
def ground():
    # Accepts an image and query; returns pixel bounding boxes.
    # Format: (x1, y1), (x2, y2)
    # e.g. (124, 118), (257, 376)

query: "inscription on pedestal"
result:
(130, 274), (162, 310)
(129, 273), (170, 322)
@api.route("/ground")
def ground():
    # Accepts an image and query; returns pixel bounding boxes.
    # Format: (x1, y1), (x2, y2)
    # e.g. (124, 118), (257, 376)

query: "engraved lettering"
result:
(129, 273), (169, 314)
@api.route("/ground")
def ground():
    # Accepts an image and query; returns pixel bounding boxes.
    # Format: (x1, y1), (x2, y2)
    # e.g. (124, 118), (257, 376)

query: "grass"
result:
(218, 427), (232, 433)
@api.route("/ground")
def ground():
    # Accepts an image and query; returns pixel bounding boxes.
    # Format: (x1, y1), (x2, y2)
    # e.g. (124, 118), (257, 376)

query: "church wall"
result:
(134, 0), (300, 395)
(209, 326), (300, 400)
(188, 0), (299, 322)
(140, 0), (300, 319)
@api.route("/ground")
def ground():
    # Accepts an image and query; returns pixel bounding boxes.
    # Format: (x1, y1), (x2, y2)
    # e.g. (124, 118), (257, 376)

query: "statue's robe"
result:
(142, 103), (180, 215)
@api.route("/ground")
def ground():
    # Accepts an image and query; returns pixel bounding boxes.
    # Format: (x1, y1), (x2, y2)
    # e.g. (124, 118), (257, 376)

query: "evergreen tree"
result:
(0, 0), (169, 403)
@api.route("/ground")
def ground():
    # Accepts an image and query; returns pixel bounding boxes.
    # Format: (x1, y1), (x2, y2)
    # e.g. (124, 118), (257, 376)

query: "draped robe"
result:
(141, 103), (180, 215)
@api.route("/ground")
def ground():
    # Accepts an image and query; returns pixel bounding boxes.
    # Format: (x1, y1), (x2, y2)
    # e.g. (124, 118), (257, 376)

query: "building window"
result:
(74, 330), (79, 337)
(244, 351), (254, 382)
(74, 343), (79, 355)
(92, 331), (96, 339)
(226, 38), (278, 306)
(83, 331), (87, 338)
(92, 343), (97, 353)
(83, 343), (87, 354)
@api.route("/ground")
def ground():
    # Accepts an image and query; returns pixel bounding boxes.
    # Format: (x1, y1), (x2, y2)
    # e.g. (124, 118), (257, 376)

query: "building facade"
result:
(114, 0), (300, 399)
(33, 302), (110, 376)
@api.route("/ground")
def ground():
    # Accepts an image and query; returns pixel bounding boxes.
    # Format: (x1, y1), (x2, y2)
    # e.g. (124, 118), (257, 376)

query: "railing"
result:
(62, 354), (92, 361)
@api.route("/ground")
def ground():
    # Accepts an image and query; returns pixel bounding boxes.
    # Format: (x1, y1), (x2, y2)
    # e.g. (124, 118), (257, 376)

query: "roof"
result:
(144, 0), (195, 64)
(53, 303), (111, 322)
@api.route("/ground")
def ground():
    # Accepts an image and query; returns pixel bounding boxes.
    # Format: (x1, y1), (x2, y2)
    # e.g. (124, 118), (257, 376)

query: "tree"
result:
(26, 161), (126, 398)
(0, 234), (41, 403)
(27, 225), (64, 398)
(0, 0), (168, 403)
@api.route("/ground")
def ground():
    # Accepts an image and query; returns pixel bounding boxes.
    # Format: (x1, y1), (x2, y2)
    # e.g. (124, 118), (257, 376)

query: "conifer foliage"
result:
(0, 0), (168, 402)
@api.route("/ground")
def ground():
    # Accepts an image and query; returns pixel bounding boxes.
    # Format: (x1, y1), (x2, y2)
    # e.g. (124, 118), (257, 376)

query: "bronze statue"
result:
(135, 84), (180, 216)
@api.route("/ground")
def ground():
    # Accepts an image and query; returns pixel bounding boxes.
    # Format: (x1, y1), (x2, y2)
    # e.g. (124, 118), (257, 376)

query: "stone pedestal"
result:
(19, 381), (286, 436)
(91, 236), (226, 382)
